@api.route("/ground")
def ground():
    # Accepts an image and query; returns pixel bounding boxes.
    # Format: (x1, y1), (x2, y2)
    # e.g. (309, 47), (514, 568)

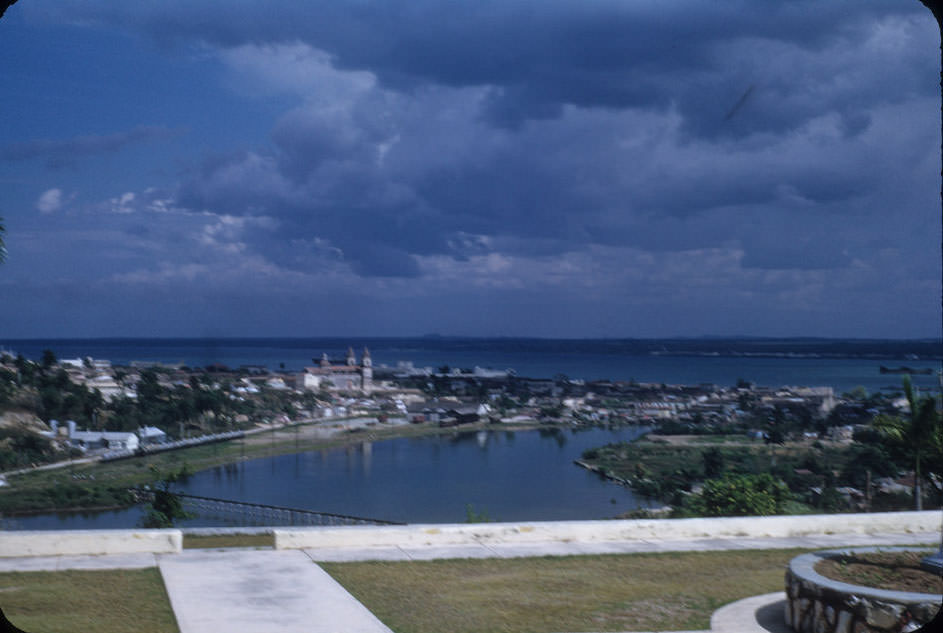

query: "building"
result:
(138, 426), (168, 446)
(83, 374), (126, 401)
(68, 427), (139, 452)
(300, 347), (373, 394)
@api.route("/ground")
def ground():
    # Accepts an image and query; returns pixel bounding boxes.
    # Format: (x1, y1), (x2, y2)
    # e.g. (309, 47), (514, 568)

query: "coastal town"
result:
(0, 346), (939, 518)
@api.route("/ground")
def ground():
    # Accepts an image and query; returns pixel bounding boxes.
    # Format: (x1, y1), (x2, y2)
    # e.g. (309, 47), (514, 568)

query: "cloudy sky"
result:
(0, 1), (940, 338)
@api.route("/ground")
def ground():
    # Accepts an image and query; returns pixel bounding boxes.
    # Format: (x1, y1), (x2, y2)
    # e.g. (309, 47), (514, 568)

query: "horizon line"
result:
(1, 335), (941, 343)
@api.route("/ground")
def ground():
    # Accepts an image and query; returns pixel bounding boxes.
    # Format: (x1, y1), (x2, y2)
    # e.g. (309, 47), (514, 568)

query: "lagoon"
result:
(6, 426), (653, 530)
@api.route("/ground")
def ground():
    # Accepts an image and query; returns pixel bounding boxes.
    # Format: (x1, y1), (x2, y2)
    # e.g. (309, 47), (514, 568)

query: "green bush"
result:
(685, 473), (792, 517)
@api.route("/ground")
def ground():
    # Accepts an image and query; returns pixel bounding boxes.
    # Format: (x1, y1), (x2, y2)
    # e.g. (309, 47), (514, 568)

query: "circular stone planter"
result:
(785, 547), (942, 633)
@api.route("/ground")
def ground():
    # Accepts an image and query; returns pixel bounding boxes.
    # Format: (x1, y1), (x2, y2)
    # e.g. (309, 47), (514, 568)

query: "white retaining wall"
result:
(1, 512), (937, 557)
(0, 529), (183, 557)
(274, 511), (941, 550)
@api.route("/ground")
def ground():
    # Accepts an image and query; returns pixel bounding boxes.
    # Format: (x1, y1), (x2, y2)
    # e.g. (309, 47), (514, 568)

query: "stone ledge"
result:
(275, 512), (941, 550)
(788, 547), (941, 605)
(785, 547), (942, 633)
(0, 529), (183, 557)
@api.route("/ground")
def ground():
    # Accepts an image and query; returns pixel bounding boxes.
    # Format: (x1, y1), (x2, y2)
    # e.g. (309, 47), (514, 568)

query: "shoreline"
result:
(0, 418), (608, 516)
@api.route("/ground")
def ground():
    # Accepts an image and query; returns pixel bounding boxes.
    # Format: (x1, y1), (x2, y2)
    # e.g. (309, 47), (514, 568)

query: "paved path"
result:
(158, 549), (393, 633)
(711, 592), (789, 633)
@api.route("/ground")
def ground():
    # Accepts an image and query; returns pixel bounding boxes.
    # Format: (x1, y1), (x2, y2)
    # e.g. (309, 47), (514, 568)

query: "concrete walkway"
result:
(158, 549), (393, 633)
(711, 592), (789, 633)
(0, 531), (937, 633)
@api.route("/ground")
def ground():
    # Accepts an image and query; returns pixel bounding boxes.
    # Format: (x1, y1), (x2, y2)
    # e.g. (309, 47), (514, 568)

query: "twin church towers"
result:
(306, 346), (373, 393)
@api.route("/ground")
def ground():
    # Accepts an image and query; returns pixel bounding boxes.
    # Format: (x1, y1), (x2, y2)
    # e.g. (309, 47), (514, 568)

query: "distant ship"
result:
(879, 365), (934, 375)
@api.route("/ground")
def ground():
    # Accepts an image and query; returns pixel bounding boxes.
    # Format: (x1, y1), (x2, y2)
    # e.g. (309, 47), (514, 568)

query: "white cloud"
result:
(218, 42), (376, 101)
(36, 188), (64, 214)
(107, 191), (137, 213)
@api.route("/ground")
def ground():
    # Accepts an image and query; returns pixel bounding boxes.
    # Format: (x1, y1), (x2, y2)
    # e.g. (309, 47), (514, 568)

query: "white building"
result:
(84, 374), (126, 401)
(69, 427), (139, 452)
(138, 426), (168, 445)
(301, 347), (373, 393)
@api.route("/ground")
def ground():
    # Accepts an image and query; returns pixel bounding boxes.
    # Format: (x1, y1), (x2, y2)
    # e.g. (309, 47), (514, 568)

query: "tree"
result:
(140, 487), (189, 528)
(702, 447), (725, 478)
(872, 375), (942, 511)
(839, 443), (897, 489)
(843, 385), (869, 401)
(464, 504), (493, 523)
(139, 466), (193, 528)
(13, 354), (34, 386)
(765, 426), (785, 445)
(817, 485), (846, 513)
(41, 349), (57, 370)
(692, 473), (791, 517)
(0, 368), (15, 404)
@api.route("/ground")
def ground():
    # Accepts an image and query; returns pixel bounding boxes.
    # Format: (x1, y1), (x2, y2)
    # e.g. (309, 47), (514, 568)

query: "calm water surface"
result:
(8, 426), (652, 530)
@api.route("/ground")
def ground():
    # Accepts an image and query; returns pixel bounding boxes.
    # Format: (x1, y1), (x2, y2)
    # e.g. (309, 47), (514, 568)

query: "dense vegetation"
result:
(0, 355), (104, 428)
(0, 350), (330, 516)
(583, 380), (943, 517)
(0, 425), (74, 471)
(0, 350), (325, 434)
(586, 438), (924, 517)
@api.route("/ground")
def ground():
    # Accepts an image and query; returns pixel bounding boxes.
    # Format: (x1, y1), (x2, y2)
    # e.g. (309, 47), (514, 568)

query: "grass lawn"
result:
(182, 533), (274, 549)
(323, 548), (812, 633)
(0, 569), (179, 633)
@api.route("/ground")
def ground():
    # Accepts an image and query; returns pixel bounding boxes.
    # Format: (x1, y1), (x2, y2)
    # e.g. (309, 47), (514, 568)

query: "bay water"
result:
(6, 426), (652, 530)
(3, 337), (941, 393)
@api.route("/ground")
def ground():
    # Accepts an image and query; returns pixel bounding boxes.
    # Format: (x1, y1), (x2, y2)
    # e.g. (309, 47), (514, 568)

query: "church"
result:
(301, 347), (373, 394)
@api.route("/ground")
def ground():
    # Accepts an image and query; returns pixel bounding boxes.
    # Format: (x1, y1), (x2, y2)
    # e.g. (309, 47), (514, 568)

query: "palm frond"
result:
(872, 414), (907, 444)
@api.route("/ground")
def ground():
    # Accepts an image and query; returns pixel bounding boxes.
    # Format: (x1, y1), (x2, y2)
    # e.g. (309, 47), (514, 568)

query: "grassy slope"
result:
(182, 533), (274, 549)
(323, 548), (813, 633)
(0, 569), (179, 633)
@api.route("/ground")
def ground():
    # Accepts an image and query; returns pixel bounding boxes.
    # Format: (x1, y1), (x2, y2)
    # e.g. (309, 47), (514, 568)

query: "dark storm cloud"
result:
(741, 243), (851, 271)
(15, 0), (939, 338)
(345, 242), (421, 277)
(28, 0), (933, 138)
(165, 40), (935, 279)
(0, 125), (179, 168)
(175, 150), (292, 215)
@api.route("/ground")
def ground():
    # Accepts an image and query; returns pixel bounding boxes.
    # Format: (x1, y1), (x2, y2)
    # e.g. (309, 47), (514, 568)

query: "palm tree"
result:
(872, 376), (942, 511)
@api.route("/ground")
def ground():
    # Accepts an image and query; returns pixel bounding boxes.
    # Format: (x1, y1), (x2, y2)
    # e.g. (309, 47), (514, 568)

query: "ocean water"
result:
(2, 337), (940, 394)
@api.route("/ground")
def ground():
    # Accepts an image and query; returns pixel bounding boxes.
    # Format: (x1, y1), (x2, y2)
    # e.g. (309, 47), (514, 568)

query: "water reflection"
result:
(361, 440), (372, 477)
(537, 426), (568, 448)
(10, 426), (653, 529)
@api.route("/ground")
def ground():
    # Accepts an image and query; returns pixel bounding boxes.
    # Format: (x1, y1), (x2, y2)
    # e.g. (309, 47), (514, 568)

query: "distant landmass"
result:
(3, 336), (942, 361)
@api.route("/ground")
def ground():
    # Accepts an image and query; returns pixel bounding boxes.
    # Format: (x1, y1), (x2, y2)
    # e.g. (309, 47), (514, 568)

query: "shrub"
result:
(687, 473), (792, 517)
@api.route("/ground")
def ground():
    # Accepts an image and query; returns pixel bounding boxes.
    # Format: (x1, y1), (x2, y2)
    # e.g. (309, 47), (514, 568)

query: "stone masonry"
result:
(785, 549), (941, 633)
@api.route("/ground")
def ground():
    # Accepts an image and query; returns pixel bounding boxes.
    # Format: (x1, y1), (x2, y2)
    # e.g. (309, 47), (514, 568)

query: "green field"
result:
(323, 548), (813, 633)
(0, 569), (179, 633)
